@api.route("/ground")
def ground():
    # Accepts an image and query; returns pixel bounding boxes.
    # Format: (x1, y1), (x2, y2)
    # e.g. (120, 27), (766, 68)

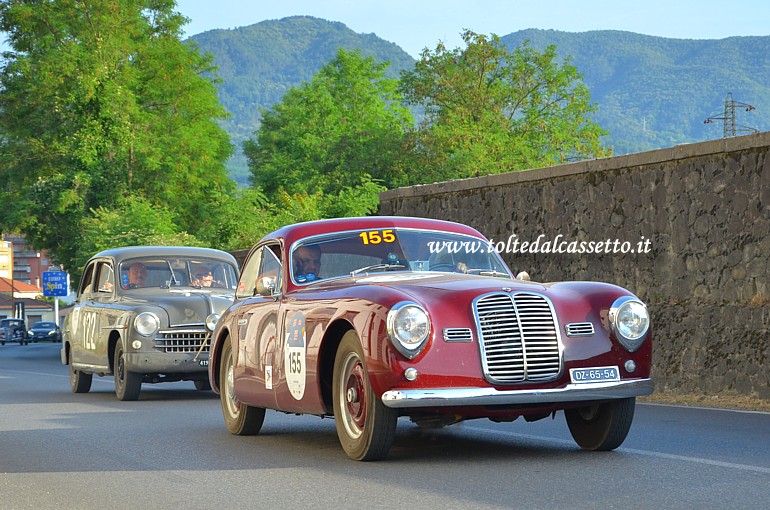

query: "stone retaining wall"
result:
(380, 132), (770, 401)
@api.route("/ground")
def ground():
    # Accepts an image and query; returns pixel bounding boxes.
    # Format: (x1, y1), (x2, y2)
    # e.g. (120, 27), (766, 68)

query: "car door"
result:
(68, 259), (113, 371)
(233, 243), (283, 409)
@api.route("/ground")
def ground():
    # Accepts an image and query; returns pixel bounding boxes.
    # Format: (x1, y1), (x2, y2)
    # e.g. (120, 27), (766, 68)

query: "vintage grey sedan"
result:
(62, 246), (238, 401)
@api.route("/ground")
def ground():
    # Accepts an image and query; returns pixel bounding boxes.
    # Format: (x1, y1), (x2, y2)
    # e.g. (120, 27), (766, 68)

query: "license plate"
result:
(569, 366), (620, 384)
(198, 359), (209, 367)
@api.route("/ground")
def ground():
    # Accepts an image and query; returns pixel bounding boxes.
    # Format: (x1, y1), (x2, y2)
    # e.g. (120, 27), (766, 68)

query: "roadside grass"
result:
(641, 391), (770, 412)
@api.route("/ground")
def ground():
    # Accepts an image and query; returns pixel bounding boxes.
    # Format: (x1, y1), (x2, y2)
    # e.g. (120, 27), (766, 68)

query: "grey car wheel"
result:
(69, 356), (93, 393)
(114, 342), (142, 401)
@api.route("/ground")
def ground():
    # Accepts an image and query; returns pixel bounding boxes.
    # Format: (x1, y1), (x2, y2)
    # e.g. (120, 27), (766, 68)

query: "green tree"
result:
(399, 30), (610, 182)
(0, 0), (234, 271)
(244, 48), (413, 215)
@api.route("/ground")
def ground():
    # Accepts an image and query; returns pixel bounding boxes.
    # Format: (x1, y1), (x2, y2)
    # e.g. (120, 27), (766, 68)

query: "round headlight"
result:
(609, 297), (650, 352)
(386, 302), (430, 359)
(134, 312), (160, 337)
(205, 313), (222, 332)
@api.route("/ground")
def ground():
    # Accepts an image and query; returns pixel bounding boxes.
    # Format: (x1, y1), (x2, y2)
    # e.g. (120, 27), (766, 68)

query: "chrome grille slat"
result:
(155, 329), (209, 353)
(474, 292), (562, 383)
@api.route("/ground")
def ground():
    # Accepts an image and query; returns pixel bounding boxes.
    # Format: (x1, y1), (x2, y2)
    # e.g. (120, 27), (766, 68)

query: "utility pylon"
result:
(704, 92), (758, 137)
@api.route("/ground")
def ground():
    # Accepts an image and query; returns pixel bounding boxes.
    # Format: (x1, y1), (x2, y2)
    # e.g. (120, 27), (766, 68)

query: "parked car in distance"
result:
(208, 216), (654, 461)
(28, 321), (62, 343)
(0, 318), (28, 345)
(61, 246), (239, 401)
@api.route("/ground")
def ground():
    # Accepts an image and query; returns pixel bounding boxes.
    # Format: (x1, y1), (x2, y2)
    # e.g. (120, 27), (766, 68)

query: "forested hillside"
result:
(502, 29), (770, 154)
(190, 16), (414, 185)
(190, 17), (770, 183)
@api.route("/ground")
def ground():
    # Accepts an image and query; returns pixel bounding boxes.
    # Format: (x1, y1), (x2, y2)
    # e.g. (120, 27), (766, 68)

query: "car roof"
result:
(262, 216), (486, 248)
(89, 246), (237, 266)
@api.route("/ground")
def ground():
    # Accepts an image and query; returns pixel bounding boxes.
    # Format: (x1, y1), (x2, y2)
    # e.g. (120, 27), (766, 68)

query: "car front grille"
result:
(155, 330), (210, 353)
(474, 292), (561, 383)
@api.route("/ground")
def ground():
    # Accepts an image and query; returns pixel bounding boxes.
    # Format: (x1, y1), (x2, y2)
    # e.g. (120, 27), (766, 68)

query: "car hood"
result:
(352, 271), (546, 294)
(305, 271), (633, 316)
(119, 288), (235, 327)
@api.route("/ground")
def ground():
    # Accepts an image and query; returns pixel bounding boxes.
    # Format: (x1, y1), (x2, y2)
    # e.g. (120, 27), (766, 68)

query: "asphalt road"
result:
(1, 342), (769, 510)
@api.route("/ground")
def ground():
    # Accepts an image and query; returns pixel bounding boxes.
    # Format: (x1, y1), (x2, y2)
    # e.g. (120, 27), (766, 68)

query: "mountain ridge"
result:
(189, 16), (770, 184)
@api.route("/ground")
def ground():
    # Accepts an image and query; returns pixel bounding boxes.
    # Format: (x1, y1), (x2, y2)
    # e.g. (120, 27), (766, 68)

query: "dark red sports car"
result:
(209, 216), (653, 460)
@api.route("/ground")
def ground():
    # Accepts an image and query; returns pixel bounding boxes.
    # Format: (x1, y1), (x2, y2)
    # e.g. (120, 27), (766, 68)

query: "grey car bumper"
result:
(380, 378), (654, 409)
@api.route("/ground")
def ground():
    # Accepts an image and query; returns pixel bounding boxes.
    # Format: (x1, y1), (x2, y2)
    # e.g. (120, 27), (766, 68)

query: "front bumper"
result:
(380, 378), (654, 409)
(124, 351), (209, 374)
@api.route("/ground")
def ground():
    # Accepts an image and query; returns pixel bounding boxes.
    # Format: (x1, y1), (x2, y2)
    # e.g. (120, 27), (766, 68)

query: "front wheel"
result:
(332, 330), (397, 461)
(194, 379), (212, 391)
(220, 337), (265, 435)
(114, 343), (142, 401)
(565, 397), (636, 451)
(69, 356), (92, 394)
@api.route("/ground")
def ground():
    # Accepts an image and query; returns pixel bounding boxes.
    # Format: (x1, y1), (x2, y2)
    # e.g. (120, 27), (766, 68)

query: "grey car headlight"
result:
(608, 296), (649, 352)
(387, 301), (430, 359)
(205, 313), (221, 332)
(134, 312), (160, 337)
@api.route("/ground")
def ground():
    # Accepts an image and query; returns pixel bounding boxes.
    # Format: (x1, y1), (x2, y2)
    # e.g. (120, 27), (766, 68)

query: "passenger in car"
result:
(192, 266), (222, 288)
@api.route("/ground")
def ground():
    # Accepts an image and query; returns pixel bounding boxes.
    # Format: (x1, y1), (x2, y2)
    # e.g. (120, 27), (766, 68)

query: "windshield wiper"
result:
(465, 268), (511, 278)
(350, 263), (407, 276)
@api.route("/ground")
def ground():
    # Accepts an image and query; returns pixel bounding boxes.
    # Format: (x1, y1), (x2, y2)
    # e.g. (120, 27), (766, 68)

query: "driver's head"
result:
(127, 263), (147, 286)
(293, 245), (321, 278)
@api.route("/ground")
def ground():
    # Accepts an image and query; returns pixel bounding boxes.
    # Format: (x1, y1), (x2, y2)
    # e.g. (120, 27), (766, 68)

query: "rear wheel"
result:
(69, 356), (92, 393)
(333, 330), (397, 461)
(114, 342), (142, 401)
(220, 337), (265, 435)
(565, 397), (636, 451)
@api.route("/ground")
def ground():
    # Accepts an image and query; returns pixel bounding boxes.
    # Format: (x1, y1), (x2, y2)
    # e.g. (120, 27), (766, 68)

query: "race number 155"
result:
(359, 229), (395, 245)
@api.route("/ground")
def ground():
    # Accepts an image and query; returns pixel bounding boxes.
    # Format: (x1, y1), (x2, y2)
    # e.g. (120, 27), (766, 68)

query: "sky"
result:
(174, 0), (770, 57)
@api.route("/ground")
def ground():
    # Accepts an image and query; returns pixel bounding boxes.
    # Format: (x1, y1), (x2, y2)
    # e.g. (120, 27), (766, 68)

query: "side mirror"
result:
(516, 271), (531, 281)
(256, 276), (277, 296)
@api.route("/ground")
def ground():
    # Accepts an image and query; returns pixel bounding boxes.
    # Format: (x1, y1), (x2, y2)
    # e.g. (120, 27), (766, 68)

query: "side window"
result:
(78, 262), (96, 296)
(257, 245), (282, 296)
(236, 244), (282, 299)
(96, 262), (115, 293)
(236, 248), (263, 299)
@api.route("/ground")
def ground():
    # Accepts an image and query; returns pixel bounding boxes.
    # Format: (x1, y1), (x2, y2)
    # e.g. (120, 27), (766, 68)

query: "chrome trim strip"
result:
(380, 378), (654, 408)
(443, 328), (473, 342)
(565, 322), (595, 337)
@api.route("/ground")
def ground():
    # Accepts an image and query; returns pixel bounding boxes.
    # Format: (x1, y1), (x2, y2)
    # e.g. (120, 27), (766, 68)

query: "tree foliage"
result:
(243, 48), (412, 217)
(0, 0), (234, 270)
(399, 30), (610, 182)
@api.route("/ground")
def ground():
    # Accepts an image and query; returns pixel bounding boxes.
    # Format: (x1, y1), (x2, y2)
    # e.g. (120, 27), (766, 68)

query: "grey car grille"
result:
(474, 292), (561, 383)
(155, 330), (209, 353)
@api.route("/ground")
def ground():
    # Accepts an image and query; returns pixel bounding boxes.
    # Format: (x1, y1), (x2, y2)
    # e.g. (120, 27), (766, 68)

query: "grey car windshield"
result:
(291, 228), (511, 284)
(119, 257), (237, 290)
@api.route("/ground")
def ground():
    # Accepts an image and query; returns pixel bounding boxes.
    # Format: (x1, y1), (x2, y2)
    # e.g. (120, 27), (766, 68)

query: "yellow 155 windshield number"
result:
(359, 229), (395, 245)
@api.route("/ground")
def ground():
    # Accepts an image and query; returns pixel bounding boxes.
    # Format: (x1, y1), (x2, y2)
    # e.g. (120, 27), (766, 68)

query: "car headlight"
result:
(134, 312), (160, 337)
(205, 313), (221, 332)
(608, 296), (650, 352)
(386, 301), (430, 359)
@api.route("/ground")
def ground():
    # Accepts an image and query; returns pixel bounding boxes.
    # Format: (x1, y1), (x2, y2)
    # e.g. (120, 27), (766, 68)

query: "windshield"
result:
(119, 257), (238, 290)
(290, 228), (511, 284)
(33, 322), (56, 328)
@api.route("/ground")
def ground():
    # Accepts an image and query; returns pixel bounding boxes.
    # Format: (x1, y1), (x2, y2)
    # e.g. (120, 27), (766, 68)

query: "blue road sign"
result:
(42, 271), (69, 297)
